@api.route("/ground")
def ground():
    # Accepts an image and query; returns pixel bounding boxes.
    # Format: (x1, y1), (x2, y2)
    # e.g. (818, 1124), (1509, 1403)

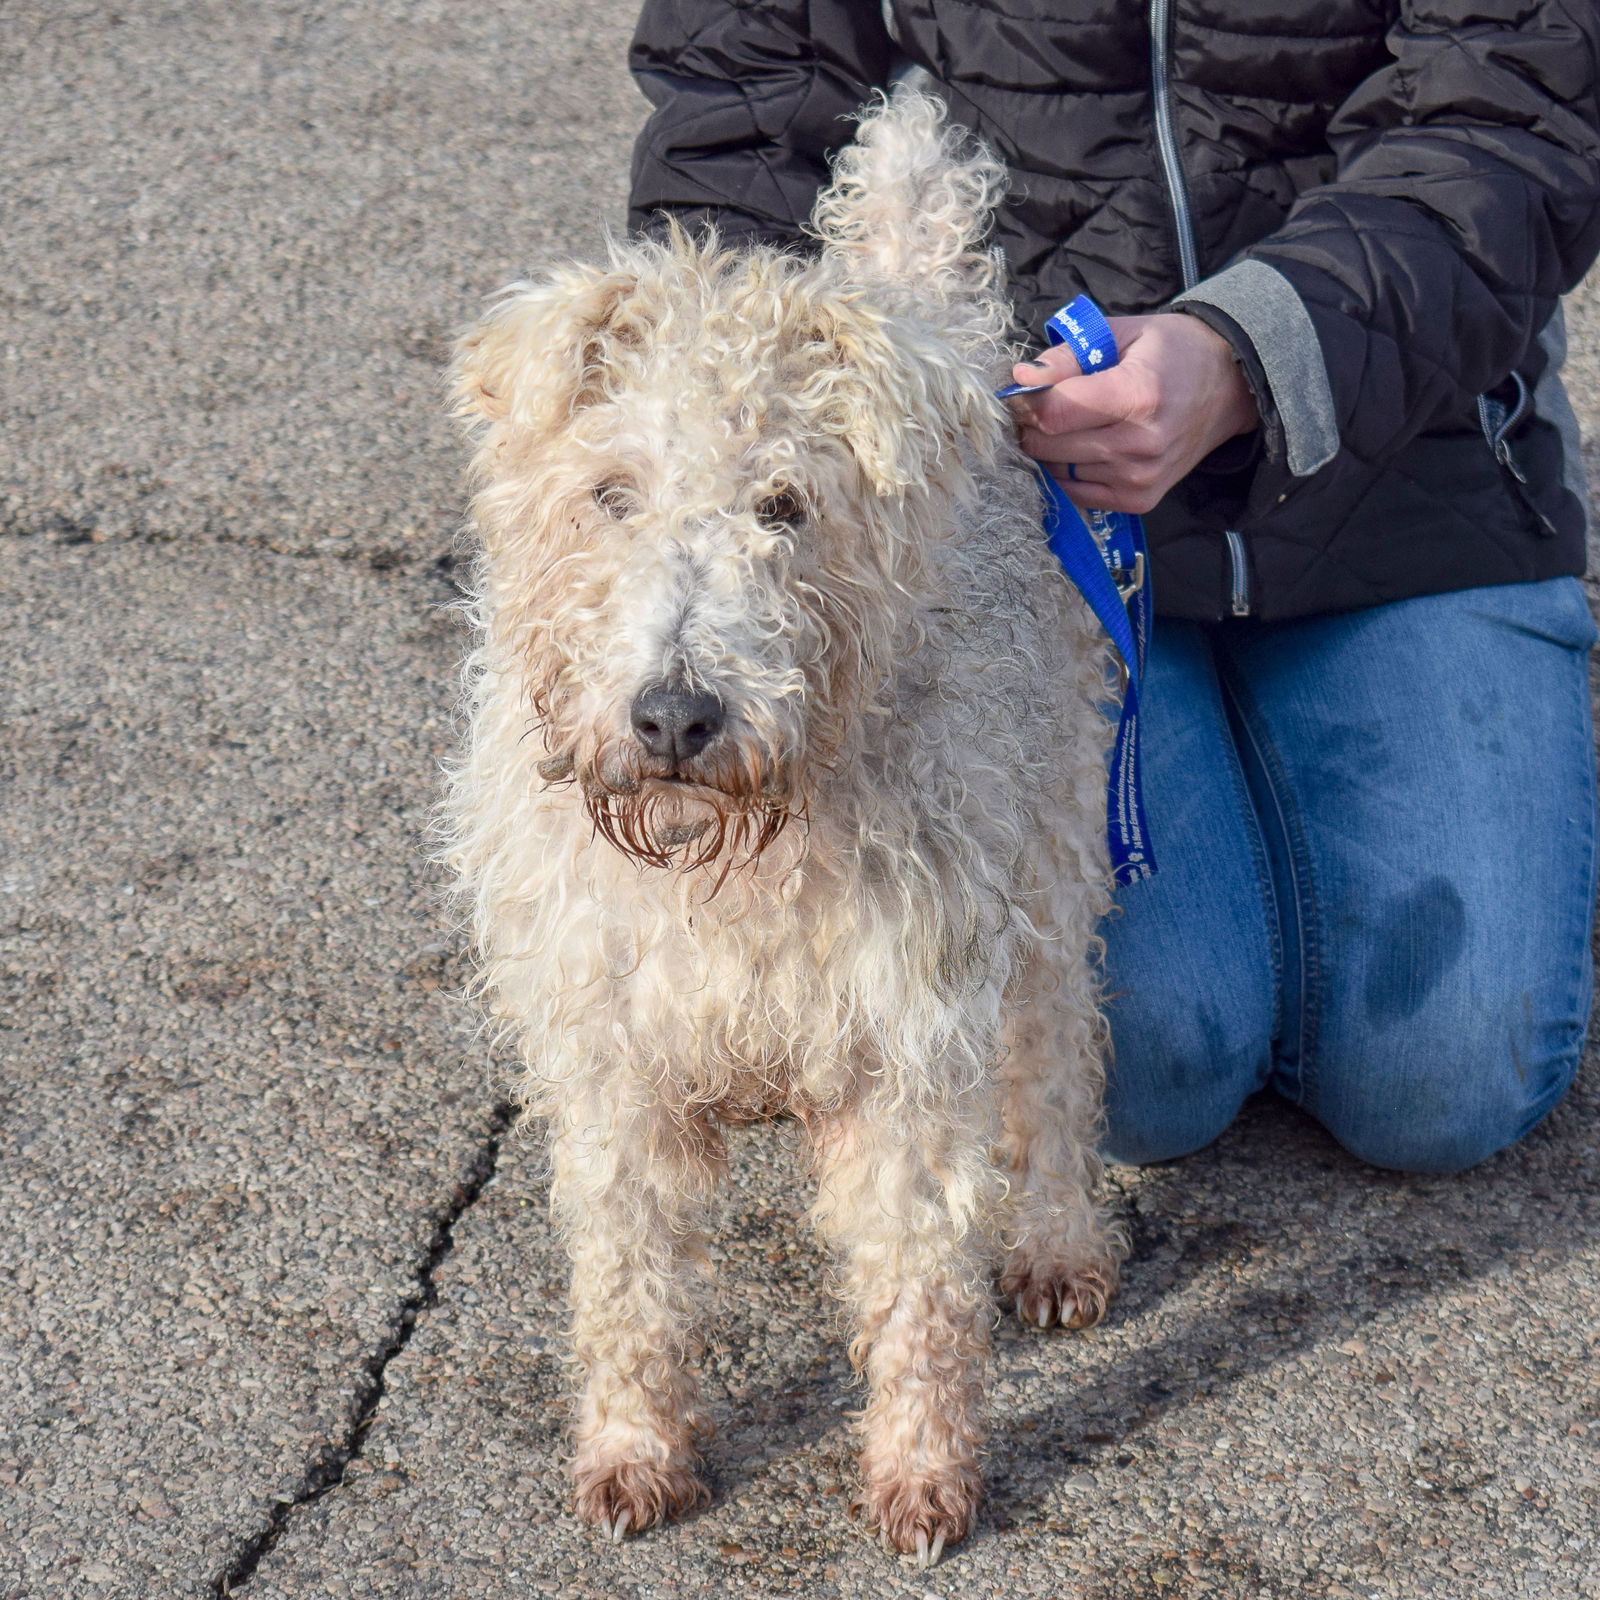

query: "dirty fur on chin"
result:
(442, 88), (1126, 1566)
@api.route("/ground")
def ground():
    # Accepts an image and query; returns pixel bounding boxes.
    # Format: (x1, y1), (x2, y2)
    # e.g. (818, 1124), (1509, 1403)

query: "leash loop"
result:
(997, 294), (1157, 885)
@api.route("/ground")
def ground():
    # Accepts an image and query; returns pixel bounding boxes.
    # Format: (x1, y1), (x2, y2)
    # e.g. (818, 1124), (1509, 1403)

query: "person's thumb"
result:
(1011, 342), (1082, 388)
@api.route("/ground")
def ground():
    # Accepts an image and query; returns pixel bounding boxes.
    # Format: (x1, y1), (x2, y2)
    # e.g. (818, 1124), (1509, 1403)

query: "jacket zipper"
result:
(1224, 528), (1251, 616)
(1152, 0), (1253, 616)
(1478, 375), (1561, 537)
(1149, 0), (1199, 291)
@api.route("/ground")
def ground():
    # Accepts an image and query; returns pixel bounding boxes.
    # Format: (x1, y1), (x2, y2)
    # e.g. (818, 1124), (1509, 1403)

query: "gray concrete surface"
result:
(245, 1101), (1600, 1600)
(0, 540), (502, 1595)
(3, 3), (1599, 1597)
(2, 0), (638, 564)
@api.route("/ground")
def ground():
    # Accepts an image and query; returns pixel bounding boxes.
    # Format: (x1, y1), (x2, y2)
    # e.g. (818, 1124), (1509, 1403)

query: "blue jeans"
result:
(1101, 577), (1598, 1173)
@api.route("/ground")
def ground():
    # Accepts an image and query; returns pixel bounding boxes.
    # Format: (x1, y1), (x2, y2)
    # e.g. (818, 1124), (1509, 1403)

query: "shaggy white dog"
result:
(445, 90), (1124, 1564)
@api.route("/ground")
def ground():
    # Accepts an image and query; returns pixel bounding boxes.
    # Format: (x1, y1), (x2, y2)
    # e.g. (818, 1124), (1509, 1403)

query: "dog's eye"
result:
(756, 490), (803, 529)
(593, 481), (637, 520)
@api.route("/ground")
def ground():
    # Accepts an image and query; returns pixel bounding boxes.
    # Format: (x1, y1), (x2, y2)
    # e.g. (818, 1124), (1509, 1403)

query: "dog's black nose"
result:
(630, 682), (725, 765)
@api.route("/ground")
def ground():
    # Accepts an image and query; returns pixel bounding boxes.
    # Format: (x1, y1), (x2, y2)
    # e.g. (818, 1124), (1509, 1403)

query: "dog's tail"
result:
(811, 86), (1010, 344)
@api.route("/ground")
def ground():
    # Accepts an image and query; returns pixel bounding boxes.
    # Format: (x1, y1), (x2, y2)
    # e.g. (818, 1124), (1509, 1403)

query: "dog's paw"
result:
(573, 1457), (709, 1541)
(1001, 1253), (1118, 1331)
(854, 1467), (980, 1567)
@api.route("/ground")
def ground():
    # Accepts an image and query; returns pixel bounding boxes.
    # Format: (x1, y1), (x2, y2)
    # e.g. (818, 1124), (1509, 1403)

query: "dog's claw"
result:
(930, 1531), (947, 1566)
(607, 1507), (632, 1543)
(914, 1530), (931, 1568)
(1005, 1254), (1120, 1334)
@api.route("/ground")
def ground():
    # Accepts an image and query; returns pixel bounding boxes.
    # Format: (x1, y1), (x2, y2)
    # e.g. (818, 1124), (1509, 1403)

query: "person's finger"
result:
(1010, 313), (1152, 400)
(1010, 343), (1082, 389)
(1051, 457), (1171, 515)
(1017, 423), (1133, 467)
(1044, 463), (1132, 511)
(1045, 464), (1108, 495)
(1057, 475), (1161, 516)
(1032, 442), (1170, 512)
(1012, 313), (1153, 393)
(1021, 367), (1148, 436)
(1034, 443), (1106, 478)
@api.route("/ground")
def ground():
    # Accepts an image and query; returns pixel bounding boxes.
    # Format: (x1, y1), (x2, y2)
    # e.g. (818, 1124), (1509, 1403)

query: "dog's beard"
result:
(588, 783), (791, 876)
(567, 733), (794, 880)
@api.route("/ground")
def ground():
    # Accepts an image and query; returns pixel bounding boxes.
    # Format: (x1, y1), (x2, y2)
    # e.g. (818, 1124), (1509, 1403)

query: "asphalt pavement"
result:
(4, 5), (1599, 1597)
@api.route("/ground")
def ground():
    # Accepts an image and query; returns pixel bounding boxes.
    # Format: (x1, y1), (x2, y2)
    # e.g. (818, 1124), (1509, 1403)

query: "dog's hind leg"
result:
(997, 931), (1126, 1330)
(550, 1072), (721, 1539)
(809, 1092), (999, 1563)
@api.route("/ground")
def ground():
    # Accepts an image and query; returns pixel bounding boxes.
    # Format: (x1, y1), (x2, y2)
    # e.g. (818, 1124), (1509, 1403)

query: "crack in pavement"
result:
(212, 1098), (518, 1596)
(1, 523), (470, 592)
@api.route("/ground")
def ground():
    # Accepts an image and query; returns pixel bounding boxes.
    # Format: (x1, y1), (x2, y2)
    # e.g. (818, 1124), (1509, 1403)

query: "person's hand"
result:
(1009, 313), (1259, 514)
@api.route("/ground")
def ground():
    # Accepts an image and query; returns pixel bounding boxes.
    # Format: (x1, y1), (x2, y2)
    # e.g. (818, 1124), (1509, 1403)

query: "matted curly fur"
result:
(444, 89), (1126, 1565)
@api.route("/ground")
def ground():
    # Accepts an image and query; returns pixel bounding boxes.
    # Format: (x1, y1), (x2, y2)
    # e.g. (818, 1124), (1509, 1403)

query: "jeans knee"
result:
(1307, 1035), (1580, 1175)
(1101, 994), (1270, 1165)
(1101, 1110), (1236, 1167)
(1102, 1048), (1262, 1165)
(1322, 1113), (1513, 1175)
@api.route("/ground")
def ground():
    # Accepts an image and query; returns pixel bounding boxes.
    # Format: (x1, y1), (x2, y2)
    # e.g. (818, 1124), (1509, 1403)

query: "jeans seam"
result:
(1507, 610), (1596, 1139)
(1207, 646), (1284, 1043)
(1554, 639), (1599, 1095)
(1509, 584), (1597, 1127)
(1217, 663), (1324, 1104)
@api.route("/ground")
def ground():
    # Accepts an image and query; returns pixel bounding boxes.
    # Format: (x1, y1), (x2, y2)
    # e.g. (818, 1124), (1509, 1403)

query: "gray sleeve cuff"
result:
(1173, 260), (1339, 478)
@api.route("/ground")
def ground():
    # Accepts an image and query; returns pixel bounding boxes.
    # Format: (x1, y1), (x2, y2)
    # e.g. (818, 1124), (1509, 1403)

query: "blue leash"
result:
(997, 295), (1156, 885)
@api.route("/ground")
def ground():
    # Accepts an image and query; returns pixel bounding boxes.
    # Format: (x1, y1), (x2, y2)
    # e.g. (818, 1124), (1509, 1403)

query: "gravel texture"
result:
(0, 541), (501, 1596)
(244, 1094), (1600, 1600)
(3, 2), (1600, 1596)
(1, 0), (637, 564)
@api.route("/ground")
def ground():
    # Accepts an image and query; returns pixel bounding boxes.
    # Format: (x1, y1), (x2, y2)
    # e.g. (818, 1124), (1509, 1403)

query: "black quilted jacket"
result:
(628, 0), (1600, 622)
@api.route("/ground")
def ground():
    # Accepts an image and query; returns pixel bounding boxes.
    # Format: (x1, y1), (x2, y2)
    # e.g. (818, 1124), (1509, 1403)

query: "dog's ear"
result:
(812, 87), (1008, 351)
(451, 267), (636, 433)
(800, 295), (1001, 496)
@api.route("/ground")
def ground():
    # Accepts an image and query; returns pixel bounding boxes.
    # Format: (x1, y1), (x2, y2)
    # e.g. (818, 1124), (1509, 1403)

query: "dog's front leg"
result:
(810, 1094), (999, 1564)
(998, 963), (1125, 1331)
(550, 1073), (720, 1539)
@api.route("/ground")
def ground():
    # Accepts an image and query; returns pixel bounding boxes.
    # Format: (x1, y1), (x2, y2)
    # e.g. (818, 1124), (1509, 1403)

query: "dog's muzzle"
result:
(630, 681), (726, 770)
